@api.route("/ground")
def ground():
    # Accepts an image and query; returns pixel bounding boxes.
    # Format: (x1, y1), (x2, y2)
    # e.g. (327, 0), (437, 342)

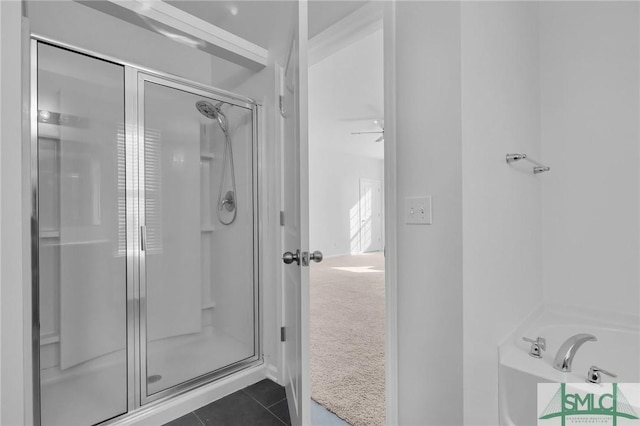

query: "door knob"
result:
(309, 251), (323, 263)
(282, 250), (300, 265)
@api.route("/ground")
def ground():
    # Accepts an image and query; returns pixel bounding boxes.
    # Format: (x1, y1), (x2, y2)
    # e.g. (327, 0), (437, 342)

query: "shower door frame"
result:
(135, 72), (262, 406)
(30, 35), (262, 425)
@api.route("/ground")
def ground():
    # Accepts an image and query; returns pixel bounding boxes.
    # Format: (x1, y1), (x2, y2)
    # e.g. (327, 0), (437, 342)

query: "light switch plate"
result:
(405, 196), (432, 225)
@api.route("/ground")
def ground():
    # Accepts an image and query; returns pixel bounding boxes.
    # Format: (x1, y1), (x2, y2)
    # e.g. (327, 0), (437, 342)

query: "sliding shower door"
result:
(34, 40), (260, 424)
(139, 76), (259, 402)
(36, 43), (128, 426)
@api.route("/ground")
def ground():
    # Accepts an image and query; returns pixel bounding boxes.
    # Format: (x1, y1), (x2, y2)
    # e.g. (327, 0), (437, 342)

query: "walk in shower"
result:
(33, 40), (260, 425)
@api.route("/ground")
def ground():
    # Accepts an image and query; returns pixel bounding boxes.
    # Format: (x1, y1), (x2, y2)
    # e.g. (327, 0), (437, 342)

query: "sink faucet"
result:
(553, 333), (597, 372)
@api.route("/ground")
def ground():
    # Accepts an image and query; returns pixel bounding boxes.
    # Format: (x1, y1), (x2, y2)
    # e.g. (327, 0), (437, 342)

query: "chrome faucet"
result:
(553, 333), (597, 372)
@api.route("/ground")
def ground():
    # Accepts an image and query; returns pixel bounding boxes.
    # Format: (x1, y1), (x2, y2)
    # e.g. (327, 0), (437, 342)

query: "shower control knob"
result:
(282, 250), (301, 265)
(309, 251), (323, 263)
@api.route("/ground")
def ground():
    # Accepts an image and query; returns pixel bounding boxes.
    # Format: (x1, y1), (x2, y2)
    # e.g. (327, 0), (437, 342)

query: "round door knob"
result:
(309, 250), (323, 263)
(282, 250), (300, 265)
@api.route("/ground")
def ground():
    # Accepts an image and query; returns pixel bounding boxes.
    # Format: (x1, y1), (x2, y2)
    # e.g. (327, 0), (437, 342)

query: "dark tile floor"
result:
(164, 379), (291, 426)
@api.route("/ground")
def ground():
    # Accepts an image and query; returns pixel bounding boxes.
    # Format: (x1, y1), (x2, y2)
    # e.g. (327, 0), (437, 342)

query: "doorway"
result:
(307, 20), (385, 426)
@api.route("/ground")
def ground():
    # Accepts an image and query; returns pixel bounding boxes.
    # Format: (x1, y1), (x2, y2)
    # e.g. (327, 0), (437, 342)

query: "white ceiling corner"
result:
(309, 1), (383, 66)
(93, 0), (269, 70)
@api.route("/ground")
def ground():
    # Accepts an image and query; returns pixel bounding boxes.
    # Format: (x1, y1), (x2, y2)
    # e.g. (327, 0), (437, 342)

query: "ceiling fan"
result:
(350, 120), (384, 143)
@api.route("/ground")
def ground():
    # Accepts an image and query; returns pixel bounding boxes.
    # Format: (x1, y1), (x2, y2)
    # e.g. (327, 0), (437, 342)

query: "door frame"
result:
(134, 71), (262, 406)
(383, 2), (399, 424)
(304, 2), (398, 424)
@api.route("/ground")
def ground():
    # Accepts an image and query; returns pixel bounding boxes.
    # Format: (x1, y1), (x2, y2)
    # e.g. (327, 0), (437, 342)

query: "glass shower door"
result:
(140, 77), (259, 401)
(35, 39), (261, 422)
(36, 43), (128, 426)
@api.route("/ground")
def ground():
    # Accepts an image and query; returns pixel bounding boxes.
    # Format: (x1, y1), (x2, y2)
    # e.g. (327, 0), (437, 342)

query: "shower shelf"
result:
(201, 226), (215, 232)
(200, 152), (215, 159)
(202, 301), (216, 309)
(506, 153), (550, 174)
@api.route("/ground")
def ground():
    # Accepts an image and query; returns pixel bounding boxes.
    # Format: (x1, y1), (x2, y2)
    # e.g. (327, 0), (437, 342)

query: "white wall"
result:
(394, 3), (639, 425)
(309, 29), (384, 257)
(309, 149), (383, 256)
(395, 3), (463, 424)
(461, 3), (542, 425)
(540, 2), (640, 317)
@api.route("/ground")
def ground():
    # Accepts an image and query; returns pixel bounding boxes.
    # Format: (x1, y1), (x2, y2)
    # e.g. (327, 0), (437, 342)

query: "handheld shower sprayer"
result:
(196, 100), (237, 225)
(196, 101), (228, 132)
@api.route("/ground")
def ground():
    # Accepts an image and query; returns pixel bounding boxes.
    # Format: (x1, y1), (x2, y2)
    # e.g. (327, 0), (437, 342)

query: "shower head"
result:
(196, 100), (228, 132)
(196, 100), (222, 119)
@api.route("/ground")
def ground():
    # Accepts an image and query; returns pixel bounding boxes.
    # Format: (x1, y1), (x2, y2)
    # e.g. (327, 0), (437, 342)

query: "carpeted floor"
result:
(310, 252), (385, 426)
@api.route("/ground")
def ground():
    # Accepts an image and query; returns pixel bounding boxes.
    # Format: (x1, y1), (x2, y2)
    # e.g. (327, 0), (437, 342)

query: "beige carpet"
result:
(310, 252), (385, 426)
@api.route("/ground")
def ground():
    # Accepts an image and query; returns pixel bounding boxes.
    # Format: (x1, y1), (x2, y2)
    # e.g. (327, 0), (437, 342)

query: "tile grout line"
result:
(191, 410), (206, 426)
(267, 396), (287, 408)
(265, 398), (290, 426)
(242, 390), (289, 426)
(263, 404), (289, 426)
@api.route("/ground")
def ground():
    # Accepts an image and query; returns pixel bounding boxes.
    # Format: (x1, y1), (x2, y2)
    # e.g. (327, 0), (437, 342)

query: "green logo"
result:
(539, 383), (639, 425)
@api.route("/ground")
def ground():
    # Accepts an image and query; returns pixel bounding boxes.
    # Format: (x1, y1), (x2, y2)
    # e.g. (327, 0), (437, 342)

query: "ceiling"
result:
(166, 0), (369, 48)
(308, 0), (369, 39)
(309, 28), (383, 160)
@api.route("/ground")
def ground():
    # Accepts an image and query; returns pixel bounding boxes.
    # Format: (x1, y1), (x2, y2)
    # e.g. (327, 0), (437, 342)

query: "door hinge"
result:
(280, 326), (286, 342)
(140, 225), (147, 251)
(279, 95), (286, 117)
(280, 211), (285, 226)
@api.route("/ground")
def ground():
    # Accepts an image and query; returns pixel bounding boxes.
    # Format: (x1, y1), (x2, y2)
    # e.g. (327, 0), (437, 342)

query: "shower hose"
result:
(217, 124), (237, 226)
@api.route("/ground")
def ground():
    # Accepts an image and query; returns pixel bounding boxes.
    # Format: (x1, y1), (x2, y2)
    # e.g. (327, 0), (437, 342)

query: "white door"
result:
(360, 179), (383, 253)
(281, 2), (310, 426)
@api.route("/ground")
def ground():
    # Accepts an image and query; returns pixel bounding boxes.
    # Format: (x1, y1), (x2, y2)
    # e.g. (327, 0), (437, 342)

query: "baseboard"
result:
(265, 362), (280, 385)
(111, 364), (268, 425)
